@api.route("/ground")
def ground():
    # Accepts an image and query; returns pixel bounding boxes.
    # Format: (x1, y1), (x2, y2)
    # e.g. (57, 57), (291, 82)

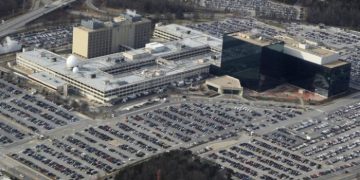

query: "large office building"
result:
(215, 32), (351, 97)
(153, 24), (222, 53)
(72, 10), (152, 58)
(16, 28), (222, 104)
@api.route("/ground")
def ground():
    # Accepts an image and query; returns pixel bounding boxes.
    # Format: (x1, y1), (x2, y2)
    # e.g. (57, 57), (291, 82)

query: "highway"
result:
(0, 0), (78, 38)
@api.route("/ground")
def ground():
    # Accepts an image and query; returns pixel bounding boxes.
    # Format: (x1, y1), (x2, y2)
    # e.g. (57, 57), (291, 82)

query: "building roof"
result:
(156, 24), (205, 39)
(80, 19), (105, 30)
(29, 71), (66, 89)
(278, 35), (337, 58)
(75, 26), (104, 33)
(228, 32), (278, 47)
(155, 24), (222, 50)
(77, 12), (150, 32)
(323, 60), (349, 68)
(206, 75), (242, 90)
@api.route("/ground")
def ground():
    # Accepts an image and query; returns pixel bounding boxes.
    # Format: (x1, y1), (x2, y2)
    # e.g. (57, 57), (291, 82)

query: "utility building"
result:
(205, 75), (243, 96)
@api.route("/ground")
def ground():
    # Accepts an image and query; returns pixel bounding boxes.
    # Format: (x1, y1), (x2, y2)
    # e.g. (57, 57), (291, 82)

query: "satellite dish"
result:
(72, 66), (79, 74)
(66, 55), (79, 69)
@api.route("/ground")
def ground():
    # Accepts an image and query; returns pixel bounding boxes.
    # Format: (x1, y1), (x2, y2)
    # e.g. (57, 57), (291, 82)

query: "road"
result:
(85, 0), (107, 14)
(0, 0), (78, 38)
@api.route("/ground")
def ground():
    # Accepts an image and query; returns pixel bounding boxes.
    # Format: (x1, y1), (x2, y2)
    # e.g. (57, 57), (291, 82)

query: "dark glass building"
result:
(212, 32), (351, 97)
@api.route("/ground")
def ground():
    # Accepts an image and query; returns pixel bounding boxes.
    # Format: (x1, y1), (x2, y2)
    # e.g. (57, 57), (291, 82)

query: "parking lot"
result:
(255, 99), (360, 179)
(0, 120), (29, 145)
(0, 79), (30, 146)
(0, 78), (81, 147)
(3, 92), (360, 179)
(200, 0), (299, 20)
(187, 18), (284, 39)
(1, 76), (359, 180)
(201, 100), (360, 180)
(9, 25), (74, 50)
(5, 98), (311, 179)
(0, 93), (80, 133)
(8, 119), (179, 179)
(343, 50), (360, 86)
(205, 137), (320, 180)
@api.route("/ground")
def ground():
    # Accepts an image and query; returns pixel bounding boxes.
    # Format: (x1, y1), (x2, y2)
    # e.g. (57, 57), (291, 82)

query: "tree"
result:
(0, 0), (28, 18)
(115, 150), (231, 180)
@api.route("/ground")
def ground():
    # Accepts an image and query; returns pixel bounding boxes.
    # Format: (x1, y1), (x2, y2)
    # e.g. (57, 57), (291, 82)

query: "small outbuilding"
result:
(205, 75), (243, 96)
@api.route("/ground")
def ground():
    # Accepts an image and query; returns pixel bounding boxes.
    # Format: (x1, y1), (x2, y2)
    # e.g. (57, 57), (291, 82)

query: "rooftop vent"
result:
(299, 43), (309, 50)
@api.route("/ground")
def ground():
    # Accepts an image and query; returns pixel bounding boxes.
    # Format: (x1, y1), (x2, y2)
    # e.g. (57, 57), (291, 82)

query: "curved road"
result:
(85, 0), (107, 14)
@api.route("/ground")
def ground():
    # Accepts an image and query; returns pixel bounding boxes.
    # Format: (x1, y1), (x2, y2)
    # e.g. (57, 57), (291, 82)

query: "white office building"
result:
(16, 35), (222, 104)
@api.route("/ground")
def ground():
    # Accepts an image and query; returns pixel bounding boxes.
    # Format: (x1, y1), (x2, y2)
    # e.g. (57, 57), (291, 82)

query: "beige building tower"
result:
(72, 10), (152, 59)
(72, 20), (112, 58)
(112, 10), (152, 51)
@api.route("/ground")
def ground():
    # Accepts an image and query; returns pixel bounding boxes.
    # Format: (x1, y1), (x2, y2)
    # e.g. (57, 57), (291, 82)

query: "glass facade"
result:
(219, 34), (262, 90)
(279, 54), (351, 97)
(214, 34), (351, 97)
(214, 34), (284, 91)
